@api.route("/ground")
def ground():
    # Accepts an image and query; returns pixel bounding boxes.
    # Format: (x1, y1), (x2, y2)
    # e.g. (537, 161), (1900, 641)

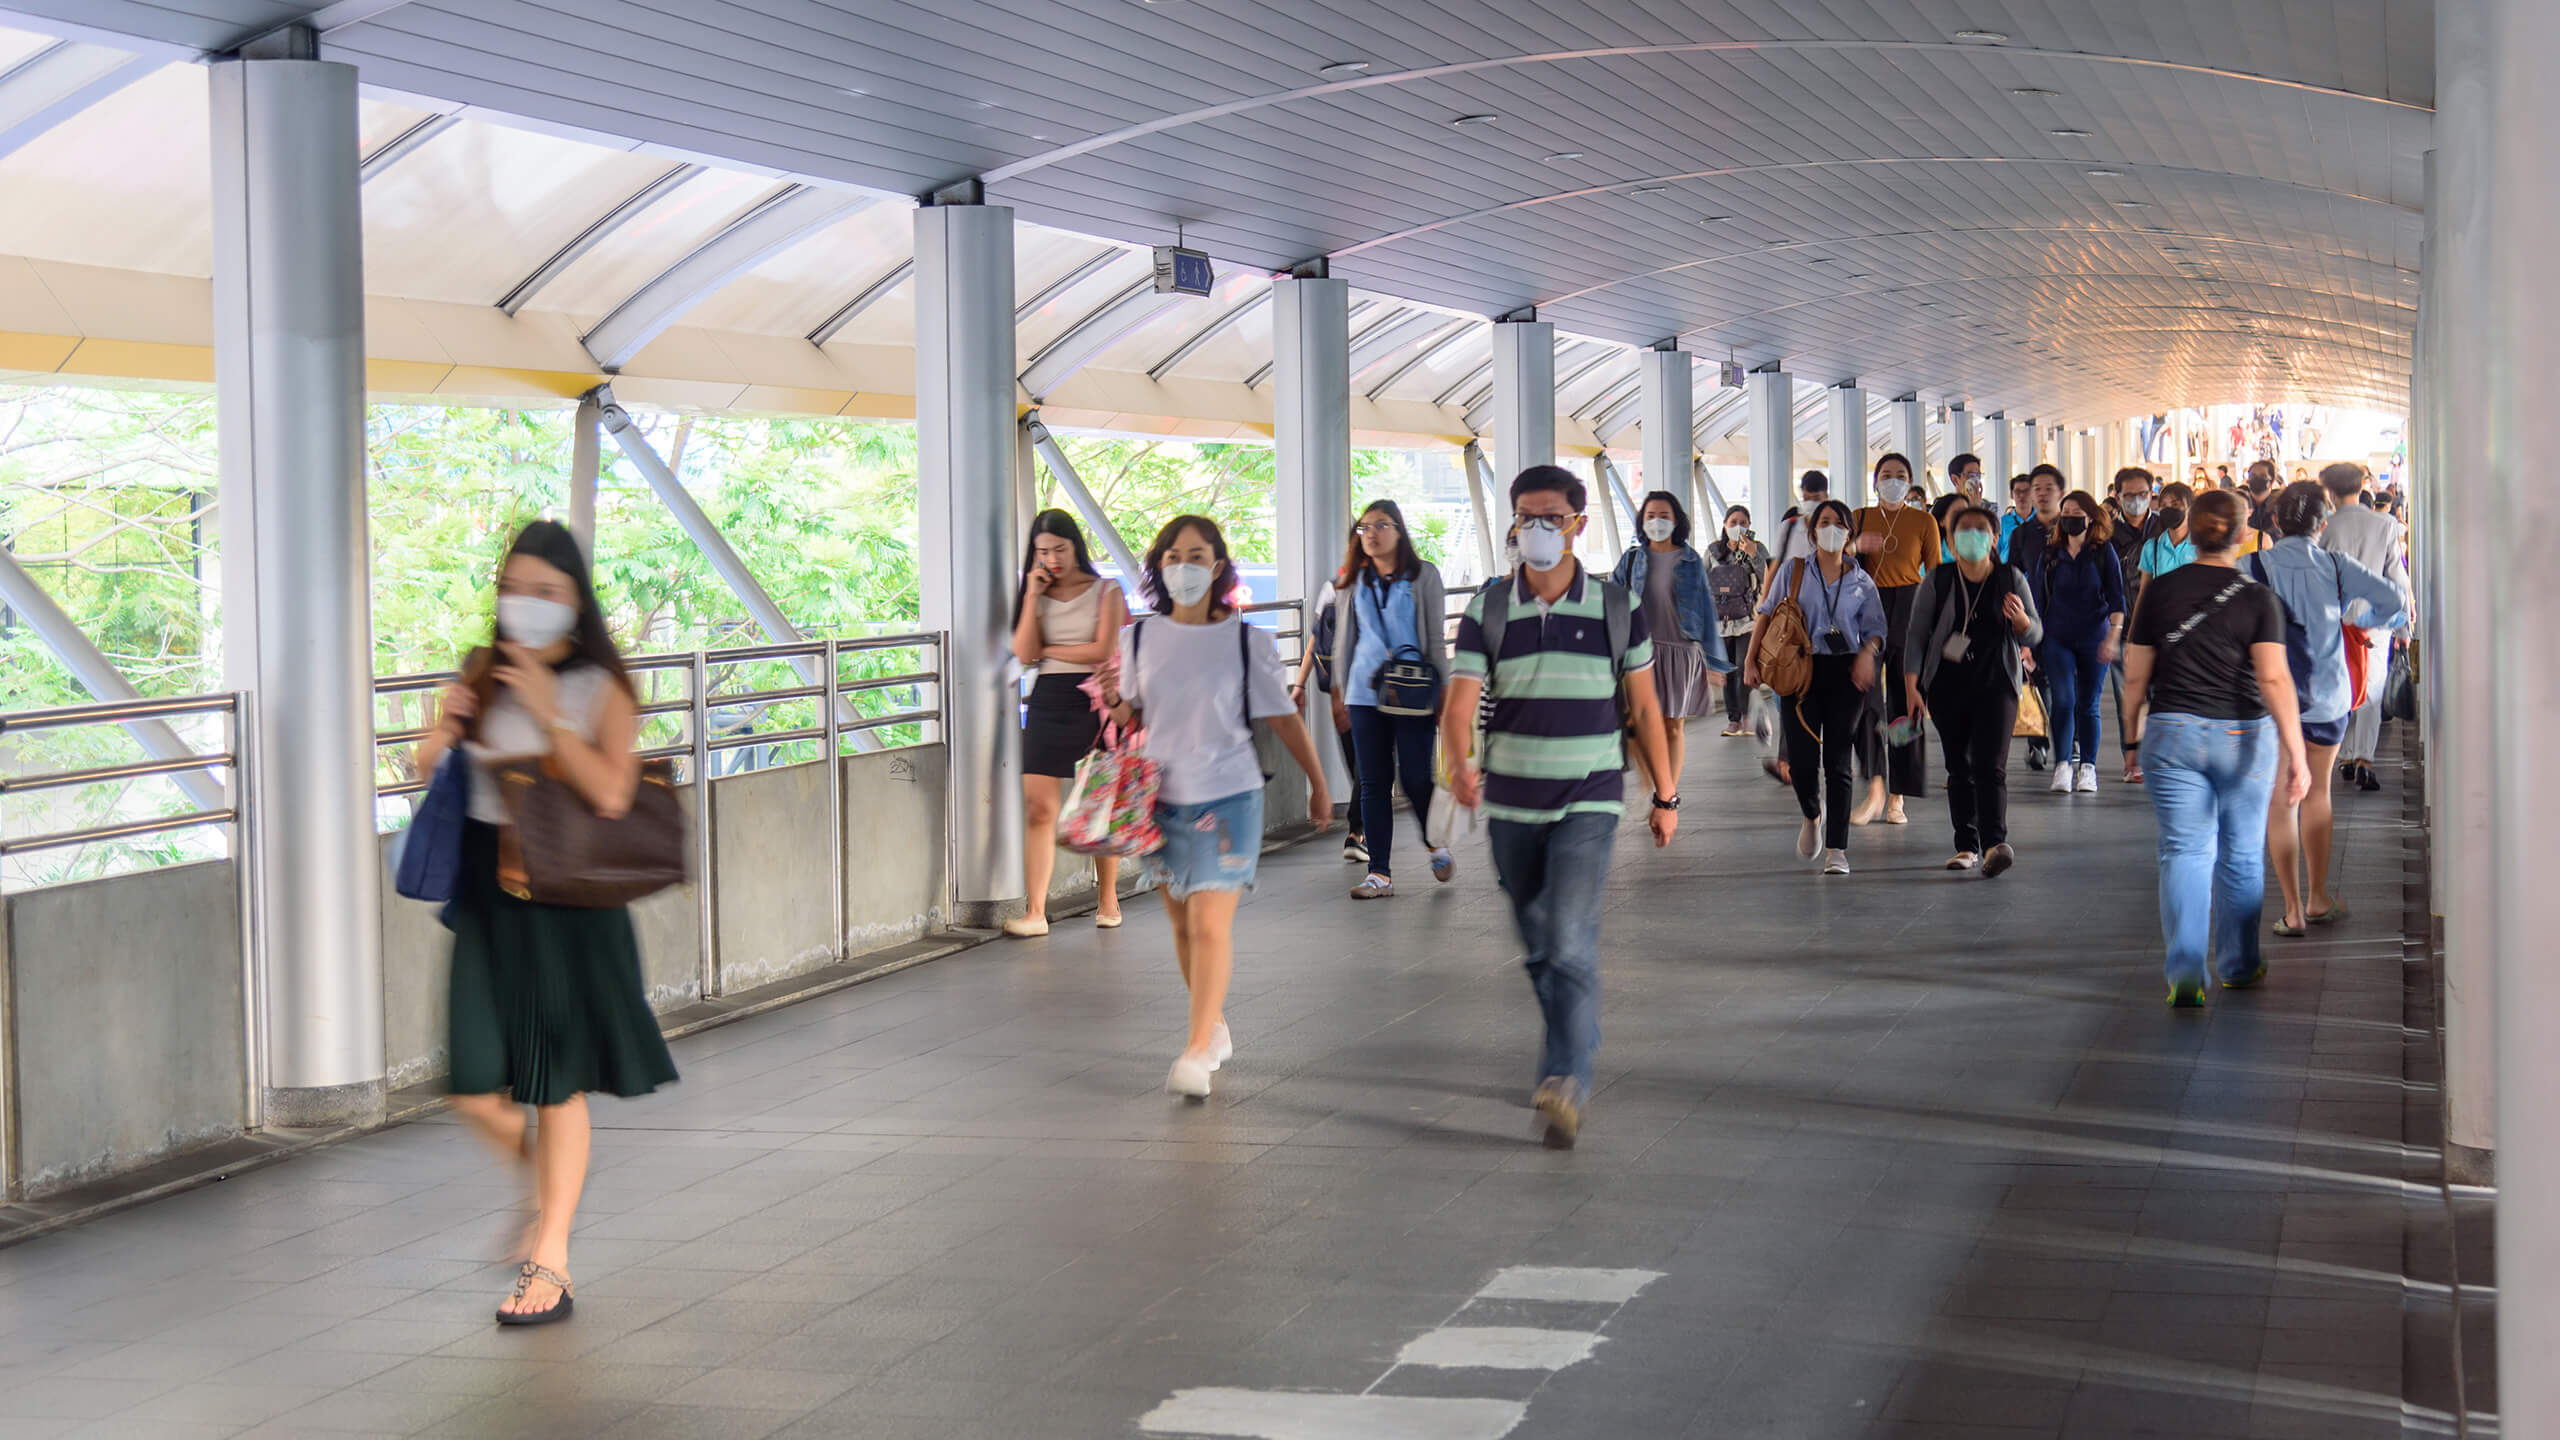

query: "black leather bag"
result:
(1374, 644), (1443, 717)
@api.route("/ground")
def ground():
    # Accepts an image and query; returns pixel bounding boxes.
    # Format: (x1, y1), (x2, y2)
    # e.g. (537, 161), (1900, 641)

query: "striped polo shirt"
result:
(1451, 567), (1653, 824)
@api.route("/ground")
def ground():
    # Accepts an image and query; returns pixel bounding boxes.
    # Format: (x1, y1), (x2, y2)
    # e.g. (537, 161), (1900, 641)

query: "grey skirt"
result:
(1652, 638), (1715, 719)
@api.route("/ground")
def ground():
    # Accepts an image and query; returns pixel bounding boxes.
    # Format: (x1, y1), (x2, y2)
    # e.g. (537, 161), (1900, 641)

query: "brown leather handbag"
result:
(489, 756), (688, 907)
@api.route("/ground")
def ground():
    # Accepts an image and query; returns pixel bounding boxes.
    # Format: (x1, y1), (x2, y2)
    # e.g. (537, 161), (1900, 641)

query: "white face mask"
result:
(1643, 517), (1676, 543)
(496, 595), (578, 649)
(1160, 562), (1216, 608)
(1876, 477), (1909, 507)
(1725, 522), (1749, 541)
(2124, 495), (2151, 517)
(1517, 520), (1571, 571)
(1816, 525), (1851, 554)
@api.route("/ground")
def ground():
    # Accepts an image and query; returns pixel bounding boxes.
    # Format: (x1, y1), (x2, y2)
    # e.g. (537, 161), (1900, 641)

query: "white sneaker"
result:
(2075, 762), (2099, 794)
(1823, 849), (1852, 875)
(1210, 1023), (1233, 1072)
(2050, 765), (2074, 794)
(1167, 1055), (1213, 1098)
(1797, 817), (1821, 860)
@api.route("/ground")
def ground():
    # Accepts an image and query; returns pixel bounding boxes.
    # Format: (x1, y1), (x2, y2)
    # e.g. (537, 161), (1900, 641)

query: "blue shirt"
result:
(1345, 571), (1421, 706)
(2138, 532), (2194, 580)
(1757, 554), (1889, 655)
(2029, 539), (2126, 650)
(1998, 509), (2029, 561)
(2249, 537), (2412, 724)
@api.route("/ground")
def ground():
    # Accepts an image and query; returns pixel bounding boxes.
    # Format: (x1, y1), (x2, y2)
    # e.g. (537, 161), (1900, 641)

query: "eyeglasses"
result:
(1353, 521), (1400, 536)
(1513, 515), (1574, 533)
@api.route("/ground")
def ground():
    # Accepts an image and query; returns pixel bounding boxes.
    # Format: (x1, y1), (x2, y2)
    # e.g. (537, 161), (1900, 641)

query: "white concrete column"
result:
(1826, 383), (1868, 509)
(210, 49), (384, 1128)
(2437, 0), (2500, 1180)
(1639, 347), (1694, 520)
(1888, 395), (1926, 480)
(1272, 273), (1352, 610)
(2417, 152), (2447, 877)
(1947, 404), (1974, 471)
(913, 200), (1023, 913)
(1746, 367), (1794, 534)
(1490, 315), (1555, 480)
(1983, 412), (2011, 487)
(2487, 0), (2560, 1414)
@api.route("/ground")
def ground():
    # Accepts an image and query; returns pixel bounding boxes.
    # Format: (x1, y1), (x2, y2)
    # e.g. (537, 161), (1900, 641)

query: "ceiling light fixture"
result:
(1699, 214), (1734, 223)
(1631, 183), (1671, 193)
(1317, 60), (1371, 78)
(1451, 114), (1498, 127)
(1545, 151), (1584, 162)
(2010, 87), (2059, 98)
(2050, 128), (2093, 138)
(2112, 199), (2151, 208)
(1953, 29), (2010, 43)
(2084, 168), (2124, 177)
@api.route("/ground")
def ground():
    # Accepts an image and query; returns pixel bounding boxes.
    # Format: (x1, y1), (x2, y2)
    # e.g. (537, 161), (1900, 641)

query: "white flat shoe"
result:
(1946, 852), (1980, 871)
(1210, 1023), (1233, 1071)
(1093, 910), (1123, 929)
(1001, 915), (1049, 938)
(1167, 1055), (1213, 1099)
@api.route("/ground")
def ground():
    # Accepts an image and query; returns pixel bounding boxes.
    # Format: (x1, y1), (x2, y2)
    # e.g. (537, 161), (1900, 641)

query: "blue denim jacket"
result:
(1611, 545), (1734, 672)
(2249, 536), (2410, 724)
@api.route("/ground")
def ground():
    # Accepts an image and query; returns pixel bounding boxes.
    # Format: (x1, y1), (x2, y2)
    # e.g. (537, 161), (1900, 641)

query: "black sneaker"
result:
(2356, 764), (2382, 792)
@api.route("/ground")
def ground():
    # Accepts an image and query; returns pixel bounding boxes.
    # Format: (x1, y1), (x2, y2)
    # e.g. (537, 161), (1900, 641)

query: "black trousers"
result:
(1858, 582), (1928, 797)
(1784, 654), (1865, 850)
(1927, 677), (2018, 854)
(1722, 664), (1750, 724)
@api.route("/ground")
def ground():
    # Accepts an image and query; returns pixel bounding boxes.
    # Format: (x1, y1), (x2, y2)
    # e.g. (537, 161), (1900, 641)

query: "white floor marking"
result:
(1395, 1326), (1603, 1370)
(1140, 1390), (1526, 1440)
(1140, 1265), (1665, 1439)
(1473, 1265), (1666, 1304)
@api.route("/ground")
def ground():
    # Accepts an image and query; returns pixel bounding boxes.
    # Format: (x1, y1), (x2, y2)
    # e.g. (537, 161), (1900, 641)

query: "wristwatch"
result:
(1652, 793), (1681, 811)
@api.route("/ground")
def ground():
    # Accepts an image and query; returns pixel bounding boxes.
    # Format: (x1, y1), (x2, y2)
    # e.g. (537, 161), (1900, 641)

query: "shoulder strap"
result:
(1237, 619), (1252, 734)
(1480, 575), (1512, 662)
(1789, 555), (1811, 601)
(1603, 580), (1631, 673)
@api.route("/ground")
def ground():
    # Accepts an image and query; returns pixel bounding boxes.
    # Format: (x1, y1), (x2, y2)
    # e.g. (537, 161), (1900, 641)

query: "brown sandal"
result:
(495, 1262), (575, 1326)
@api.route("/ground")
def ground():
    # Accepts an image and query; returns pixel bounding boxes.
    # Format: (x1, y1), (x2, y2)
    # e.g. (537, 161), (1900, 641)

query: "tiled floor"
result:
(0, 726), (2420, 1438)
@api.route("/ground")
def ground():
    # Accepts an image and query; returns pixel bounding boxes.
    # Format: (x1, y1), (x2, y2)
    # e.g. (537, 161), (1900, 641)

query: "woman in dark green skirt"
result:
(417, 521), (677, 1326)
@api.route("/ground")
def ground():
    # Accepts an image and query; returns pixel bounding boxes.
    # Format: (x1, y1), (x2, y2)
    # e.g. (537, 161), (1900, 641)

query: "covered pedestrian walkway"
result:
(0, 734), (2444, 1438)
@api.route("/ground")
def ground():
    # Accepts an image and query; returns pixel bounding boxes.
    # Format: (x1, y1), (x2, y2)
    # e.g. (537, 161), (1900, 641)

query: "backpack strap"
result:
(1602, 579), (1632, 675)
(1479, 574), (1513, 667)
(1236, 617), (1251, 736)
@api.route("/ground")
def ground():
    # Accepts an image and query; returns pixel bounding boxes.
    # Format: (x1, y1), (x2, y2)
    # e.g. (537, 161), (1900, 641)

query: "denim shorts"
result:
(1145, 789), (1264, 899)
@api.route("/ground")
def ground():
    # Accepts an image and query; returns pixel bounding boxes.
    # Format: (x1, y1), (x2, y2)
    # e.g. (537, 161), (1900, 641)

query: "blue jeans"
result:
(1347, 704), (1436, 877)
(2043, 639), (2107, 767)
(1144, 789), (1264, 899)
(1487, 812), (1616, 1090)
(2141, 713), (2276, 989)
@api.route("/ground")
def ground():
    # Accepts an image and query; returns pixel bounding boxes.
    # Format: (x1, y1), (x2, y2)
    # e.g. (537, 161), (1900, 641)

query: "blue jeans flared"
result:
(2044, 639), (2108, 768)
(1486, 811), (1617, 1090)
(2141, 712), (2277, 990)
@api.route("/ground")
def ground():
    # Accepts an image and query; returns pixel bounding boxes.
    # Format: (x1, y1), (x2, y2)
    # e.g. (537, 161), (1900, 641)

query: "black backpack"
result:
(1706, 549), (1756, 623)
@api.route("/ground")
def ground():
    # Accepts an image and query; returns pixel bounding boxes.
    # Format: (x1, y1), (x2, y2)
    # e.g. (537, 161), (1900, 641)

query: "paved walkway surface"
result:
(0, 727), (2420, 1439)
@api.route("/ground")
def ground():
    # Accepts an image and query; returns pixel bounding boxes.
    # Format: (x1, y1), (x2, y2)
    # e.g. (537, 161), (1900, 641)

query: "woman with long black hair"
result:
(1006, 508), (1128, 937)
(1707, 504), (1768, 737)
(1743, 498), (1887, 876)
(1105, 515), (1332, 1097)
(1611, 489), (1728, 790)
(1328, 500), (1450, 899)
(416, 520), (677, 1326)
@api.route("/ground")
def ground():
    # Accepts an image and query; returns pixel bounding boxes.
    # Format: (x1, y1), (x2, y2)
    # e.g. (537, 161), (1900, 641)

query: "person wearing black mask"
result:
(2011, 465), (2066, 770)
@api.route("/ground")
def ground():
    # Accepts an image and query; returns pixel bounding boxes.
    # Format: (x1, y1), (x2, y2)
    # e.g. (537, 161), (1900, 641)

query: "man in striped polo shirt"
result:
(1442, 464), (1679, 1149)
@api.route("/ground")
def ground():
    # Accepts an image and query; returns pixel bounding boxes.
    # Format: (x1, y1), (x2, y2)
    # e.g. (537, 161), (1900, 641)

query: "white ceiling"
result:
(0, 0), (2428, 418)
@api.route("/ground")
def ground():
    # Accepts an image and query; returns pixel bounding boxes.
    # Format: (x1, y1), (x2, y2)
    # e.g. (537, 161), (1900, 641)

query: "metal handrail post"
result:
(690, 650), (718, 1000)
(824, 637), (845, 963)
(232, 690), (265, 1131)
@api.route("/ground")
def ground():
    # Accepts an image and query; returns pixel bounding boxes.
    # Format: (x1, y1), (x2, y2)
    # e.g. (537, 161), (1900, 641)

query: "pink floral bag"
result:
(1060, 657), (1161, 857)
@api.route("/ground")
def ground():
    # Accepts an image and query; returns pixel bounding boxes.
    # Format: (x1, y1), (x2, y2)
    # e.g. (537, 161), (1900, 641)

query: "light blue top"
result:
(1757, 554), (1890, 655)
(2249, 536), (2411, 724)
(2137, 532), (2195, 580)
(1346, 571), (1421, 706)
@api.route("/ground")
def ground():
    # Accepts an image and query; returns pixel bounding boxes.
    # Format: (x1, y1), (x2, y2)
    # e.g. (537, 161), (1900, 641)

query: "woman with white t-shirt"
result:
(1105, 514), (1333, 1099)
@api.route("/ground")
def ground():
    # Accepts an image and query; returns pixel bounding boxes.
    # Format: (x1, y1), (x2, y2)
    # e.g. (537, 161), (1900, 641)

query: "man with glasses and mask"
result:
(1444, 465), (1678, 1151)
(1768, 469), (1833, 576)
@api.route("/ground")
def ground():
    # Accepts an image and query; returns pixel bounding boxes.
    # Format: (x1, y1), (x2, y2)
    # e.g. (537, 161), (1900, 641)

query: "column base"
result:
(2445, 1141), (2496, 1189)
(950, 899), (1018, 931)
(263, 1078), (387, 1131)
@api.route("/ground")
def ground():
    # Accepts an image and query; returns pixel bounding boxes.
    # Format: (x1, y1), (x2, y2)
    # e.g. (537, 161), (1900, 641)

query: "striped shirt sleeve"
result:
(1452, 589), (1492, 680)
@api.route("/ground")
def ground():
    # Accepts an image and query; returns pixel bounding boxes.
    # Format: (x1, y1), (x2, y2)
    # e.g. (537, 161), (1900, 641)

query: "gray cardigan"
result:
(1903, 562), (2044, 694)
(1330, 562), (1449, 696)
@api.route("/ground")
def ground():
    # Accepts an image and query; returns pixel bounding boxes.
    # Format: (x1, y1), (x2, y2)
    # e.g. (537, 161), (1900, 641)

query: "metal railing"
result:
(0, 692), (264, 1127)
(370, 633), (944, 1000)
(1239, 598), (1306, 665)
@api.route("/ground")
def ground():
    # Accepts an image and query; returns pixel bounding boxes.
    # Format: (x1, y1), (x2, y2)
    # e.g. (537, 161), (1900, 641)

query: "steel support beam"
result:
(1746, 367), (1794, 532)
(1020, 279), (1183, 400)
(1016, 246), (1125, 321)
(807, 258), (912, 346)
(0, 550), (224, 809)
(1272, 272), (1353, 800)
(914, 201), (1022, 911)
(1365, 318), (1478, 400)
(1587, 455), (1624, 563)
(569, 393), (600, 559)
(1146, 284), (1269, 380)
(355, 111), (454, 183)
(1490, 316), (1556, 479)
(1596, 453), (1640, 535)
(1827, 384), (1869, 508)
(583, 184), (875, 371)
(1462, 439), (1499, 579)
(210, 53), (382, 1129)
(1693, 457), (1729, 522)
(497, 164), (699, 316)
(0, 42), (158, 166)
(1024, 415), (1141, 582)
